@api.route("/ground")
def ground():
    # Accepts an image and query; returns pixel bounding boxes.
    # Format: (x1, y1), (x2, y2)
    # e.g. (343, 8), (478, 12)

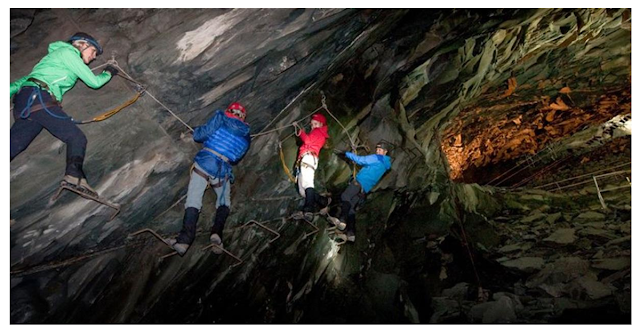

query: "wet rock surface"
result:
(10, 9), (630, 323)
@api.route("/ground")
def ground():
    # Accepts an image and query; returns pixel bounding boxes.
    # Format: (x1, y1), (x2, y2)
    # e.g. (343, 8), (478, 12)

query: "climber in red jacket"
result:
(292, 113), (331, 222)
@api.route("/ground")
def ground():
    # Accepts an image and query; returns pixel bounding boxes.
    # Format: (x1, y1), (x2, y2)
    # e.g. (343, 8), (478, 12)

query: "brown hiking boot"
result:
(165, 238), (190, 256)
(327, 215), (346, 231)
(63, 175), (98, 196)
(210, 233), (224, 255)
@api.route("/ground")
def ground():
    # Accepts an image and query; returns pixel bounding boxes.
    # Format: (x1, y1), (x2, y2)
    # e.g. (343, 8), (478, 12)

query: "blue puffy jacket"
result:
(345, 152), (392, 193)
(193, 110), (251, 180)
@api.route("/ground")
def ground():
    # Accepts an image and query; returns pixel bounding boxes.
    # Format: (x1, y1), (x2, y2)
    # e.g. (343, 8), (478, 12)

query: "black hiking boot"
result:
(318, 195), (332, 216)
(172, 207), (200, 256)
(303, 187), (317, 213)
(210, 205), (230, 255)
(345, 213), (356, 242)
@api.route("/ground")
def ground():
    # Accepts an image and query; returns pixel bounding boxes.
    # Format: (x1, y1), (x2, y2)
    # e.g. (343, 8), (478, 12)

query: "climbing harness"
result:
(19, 86), (69, 121)
(279, 143), (297, 183)
(266, 91), (363, 183)
(74, 84), (145, 124)
(11, 61), (365, 276)
(18, 63), (145, 125)
(203, 147), (230, 163)
(191, 164), (226, 188)
(50, 179), (121, 221)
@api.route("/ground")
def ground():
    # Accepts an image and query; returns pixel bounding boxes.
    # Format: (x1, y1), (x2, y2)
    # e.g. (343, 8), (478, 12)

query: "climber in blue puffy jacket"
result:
(327, 142), (392, 242)
(167, 102), (251, 256)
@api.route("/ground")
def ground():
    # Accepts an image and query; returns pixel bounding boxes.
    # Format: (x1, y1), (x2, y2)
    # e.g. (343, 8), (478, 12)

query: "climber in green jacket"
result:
(10, 32), (119, 196)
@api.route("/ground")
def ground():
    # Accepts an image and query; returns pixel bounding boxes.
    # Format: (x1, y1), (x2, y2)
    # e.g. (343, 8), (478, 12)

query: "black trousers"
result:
(340, 182), (365, 233)
(11, 87), (88, 178)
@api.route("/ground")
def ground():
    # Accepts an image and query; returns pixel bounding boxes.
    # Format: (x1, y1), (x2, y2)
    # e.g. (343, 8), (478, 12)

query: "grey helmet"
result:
(376, 142), (391, 154)
(68, 32), (103, 55)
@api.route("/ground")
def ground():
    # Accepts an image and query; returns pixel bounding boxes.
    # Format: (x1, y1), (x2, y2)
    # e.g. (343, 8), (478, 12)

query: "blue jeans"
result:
(185, 162), (231, 210)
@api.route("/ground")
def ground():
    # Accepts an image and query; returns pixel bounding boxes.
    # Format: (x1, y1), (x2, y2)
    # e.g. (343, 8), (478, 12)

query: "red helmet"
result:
(311, 113), (326, 125)
(225, 102), (246, 120)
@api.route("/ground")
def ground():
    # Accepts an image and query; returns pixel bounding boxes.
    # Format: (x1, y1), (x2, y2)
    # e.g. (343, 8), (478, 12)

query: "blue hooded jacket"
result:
(345, 152), (392, 193)
(193, 110), (251, 180)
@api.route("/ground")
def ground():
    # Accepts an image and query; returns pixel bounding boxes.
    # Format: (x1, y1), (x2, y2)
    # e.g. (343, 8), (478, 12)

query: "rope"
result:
(279, 143), (297, 183)
(75, 90), (143, 124)
(450, 188), (483, 299)
(270, 91), (362, 184)
(19, 58), (142, 125)
(250, 107), (322, 139)
(486, 147), (552, 186)
(18, 87), (71, 120)
(491, 149), (553, 187)
(316, 91), (359, 179)
(319, 91), (356, 150)
(111, 63), (194, 132)
(18, 90), (37, 119)
(255, 82), (317, 136)
(510, 155), (571, 189)
(547, 169), (631, 192)
(533, 161), (632, 190)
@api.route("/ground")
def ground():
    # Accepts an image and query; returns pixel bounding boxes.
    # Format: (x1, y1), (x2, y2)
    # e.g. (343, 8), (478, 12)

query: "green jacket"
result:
(10, 41), (112, 102)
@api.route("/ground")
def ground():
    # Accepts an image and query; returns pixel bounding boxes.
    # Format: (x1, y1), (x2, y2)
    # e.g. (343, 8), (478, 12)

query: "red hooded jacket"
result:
(298, 125), (329, 159)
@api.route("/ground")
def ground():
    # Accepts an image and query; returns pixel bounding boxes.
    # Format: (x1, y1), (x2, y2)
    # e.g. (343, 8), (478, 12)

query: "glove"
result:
(104, 65), (119, 77)
(333, 148), (345, 155)
(292, 121), (302, 136)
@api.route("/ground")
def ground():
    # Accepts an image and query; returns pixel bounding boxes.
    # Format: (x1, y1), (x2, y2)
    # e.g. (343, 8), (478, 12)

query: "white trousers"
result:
(297, 153), (318, 196)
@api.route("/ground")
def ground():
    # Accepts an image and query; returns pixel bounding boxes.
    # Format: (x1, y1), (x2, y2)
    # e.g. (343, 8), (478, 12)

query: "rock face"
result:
(544, 228), (577, 245)
(10, 9), (630, 323)
(501, 257), (545, 273)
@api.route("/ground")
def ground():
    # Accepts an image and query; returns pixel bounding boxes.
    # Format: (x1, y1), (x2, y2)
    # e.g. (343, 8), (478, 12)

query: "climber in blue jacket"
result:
(167, 102), (251, 256)
(327, 142), (392, 242)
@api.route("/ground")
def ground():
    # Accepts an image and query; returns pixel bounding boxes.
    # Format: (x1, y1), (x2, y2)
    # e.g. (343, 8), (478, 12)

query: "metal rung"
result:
(594, 170), (632, 179)
(593, 176), (607, 210)
(600, 184), (632, 193)
(242, 220), (281, 243)
(52, 184), (121, 221)
(201, 244), (243, 267)
(159, 251), (178, 262)
(301, 218), (319, 239)
(128, 228), (172, 247)
(332, 232), (348, 246)
(128, 228), (181, 261)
